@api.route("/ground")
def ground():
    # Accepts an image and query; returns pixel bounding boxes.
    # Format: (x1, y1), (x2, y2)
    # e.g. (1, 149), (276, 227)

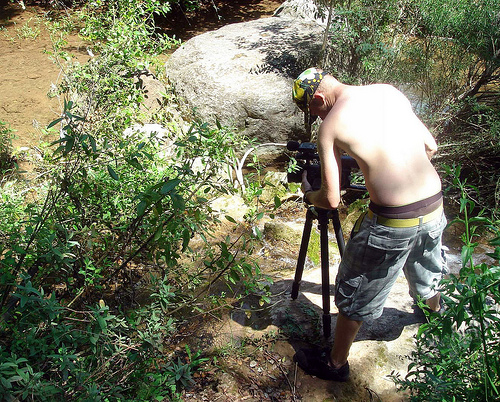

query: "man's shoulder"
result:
(335, 84), (397, 104)
(361, 83), (406, 99)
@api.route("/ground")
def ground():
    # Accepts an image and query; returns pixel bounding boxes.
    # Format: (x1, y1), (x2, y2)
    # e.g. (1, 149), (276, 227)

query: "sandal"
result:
(293, 347), (350, 382)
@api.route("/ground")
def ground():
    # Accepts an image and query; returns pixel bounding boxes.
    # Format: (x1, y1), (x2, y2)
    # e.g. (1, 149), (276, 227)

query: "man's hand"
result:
(301, 171), (313, 194)
(301, 171), (315, 205)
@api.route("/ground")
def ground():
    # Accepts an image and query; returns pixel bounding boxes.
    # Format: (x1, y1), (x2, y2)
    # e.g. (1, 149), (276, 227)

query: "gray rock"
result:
(273, 0), (331, 26)
(134, 70), (167, 116)
(165, 15), (326, 145)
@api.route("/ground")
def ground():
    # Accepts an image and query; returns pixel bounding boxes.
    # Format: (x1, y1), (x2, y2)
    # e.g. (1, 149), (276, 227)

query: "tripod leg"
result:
(291, 208), (315, 300)
(331, 209), (345, 257)
(318, 209), (332, 338)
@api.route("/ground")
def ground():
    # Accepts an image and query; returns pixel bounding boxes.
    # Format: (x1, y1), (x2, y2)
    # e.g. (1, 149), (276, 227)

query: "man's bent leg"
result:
(331, 313), (363, 368)
(404, 212), (447, 314)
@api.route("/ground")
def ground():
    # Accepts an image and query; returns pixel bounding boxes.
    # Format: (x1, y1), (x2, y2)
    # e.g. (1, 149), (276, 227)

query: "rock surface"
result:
(165, 15), (326, 146)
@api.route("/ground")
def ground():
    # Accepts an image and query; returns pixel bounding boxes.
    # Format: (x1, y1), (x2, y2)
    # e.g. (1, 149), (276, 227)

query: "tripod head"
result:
(286, 141), (366, 193)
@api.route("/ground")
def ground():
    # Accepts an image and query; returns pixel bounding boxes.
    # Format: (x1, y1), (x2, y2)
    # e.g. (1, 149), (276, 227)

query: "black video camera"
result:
(286, 141), (364, 191)
(286, 141), (321, 189)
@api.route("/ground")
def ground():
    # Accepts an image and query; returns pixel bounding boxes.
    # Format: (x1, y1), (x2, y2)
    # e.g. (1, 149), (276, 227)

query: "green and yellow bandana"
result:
(292, 68), (328, 114)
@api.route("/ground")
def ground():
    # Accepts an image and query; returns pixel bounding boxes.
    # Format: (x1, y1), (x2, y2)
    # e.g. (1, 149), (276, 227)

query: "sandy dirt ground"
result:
(0, 0), (282, 150)
(0, 3), (90, 149)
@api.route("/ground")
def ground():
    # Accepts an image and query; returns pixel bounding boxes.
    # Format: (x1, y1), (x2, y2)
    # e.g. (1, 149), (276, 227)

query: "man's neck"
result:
(325, 78), (345, 109)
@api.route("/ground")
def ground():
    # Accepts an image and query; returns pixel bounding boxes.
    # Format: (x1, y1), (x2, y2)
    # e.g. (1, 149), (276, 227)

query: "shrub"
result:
(0, 121), (15, 175)
(392, 164), (500, 401)
(0, 1), (272, 399)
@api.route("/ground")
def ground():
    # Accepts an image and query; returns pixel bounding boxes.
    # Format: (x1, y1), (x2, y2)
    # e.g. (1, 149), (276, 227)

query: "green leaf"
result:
(459, 197), (472, 213)
(89, 135), (97, 153)
(107, 165), (119, 181)
(242, 262), (253, 276)
(153, 225), (163, 241)
(182, 228), (191, 251)
(417, 323), (429, 337)
(97, 315), (107, 331)
(137, 200), (147, 216)
(274, 196), (282, 209)
(170, 193), (185, 211)
(127, 157), (143, 170)
(225, 215), (237, 224)
(461, 245), (473, 267)
(64, 136), (75, 154)
(47, 117), (63, 129)
(19, 295), (28, 308)
(0, 377), (12, 389)
(486, 247), (500, 260)
(229, 270), (240, 284)
(160, 178), (181, 194)
(489, 236), (500, 246)
(253, 226), (262, 239)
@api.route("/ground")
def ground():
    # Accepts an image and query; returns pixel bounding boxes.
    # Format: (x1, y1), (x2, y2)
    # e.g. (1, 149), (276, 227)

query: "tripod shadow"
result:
(231, 204), (424, 350)
(231, 276), (425, 348)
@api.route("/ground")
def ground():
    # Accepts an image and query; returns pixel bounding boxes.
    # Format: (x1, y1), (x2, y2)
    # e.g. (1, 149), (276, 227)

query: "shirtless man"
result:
(291, 68), (447, 381)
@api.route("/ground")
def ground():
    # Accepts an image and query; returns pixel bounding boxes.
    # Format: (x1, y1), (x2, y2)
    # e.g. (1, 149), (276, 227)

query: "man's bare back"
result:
(310, 78), (441, 208)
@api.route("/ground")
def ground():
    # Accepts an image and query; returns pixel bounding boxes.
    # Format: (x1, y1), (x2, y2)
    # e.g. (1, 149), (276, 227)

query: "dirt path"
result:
(0, 0), (282, 149)
(0, 4), (87, 149)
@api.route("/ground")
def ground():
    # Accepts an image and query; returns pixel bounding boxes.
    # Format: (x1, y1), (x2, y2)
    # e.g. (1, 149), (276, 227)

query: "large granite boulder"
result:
(274, 0), (331, 26)
(165, 14), (326, 146)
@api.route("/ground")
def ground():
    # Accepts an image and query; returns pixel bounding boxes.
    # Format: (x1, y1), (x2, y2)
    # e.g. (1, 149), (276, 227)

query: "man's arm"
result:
(423, 129), (438, 160)
(302, 127), (342, 209)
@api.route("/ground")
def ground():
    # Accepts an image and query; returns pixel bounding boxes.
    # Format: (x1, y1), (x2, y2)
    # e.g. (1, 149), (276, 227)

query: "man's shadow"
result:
(231, 200), (426, 350)
(230, 277), (425, 349)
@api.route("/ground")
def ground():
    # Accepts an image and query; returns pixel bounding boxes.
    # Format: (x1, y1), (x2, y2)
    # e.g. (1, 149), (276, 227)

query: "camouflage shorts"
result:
(335, 210), (448, 321)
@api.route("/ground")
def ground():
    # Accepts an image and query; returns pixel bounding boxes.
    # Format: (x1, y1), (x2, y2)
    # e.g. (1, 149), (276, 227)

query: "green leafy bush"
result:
(0, 1), (271, 399)
(0, 279), (182, 400)
(0, 121), (15, 175)
(392, 164), (500, 401)
(324, 0), (401, 84)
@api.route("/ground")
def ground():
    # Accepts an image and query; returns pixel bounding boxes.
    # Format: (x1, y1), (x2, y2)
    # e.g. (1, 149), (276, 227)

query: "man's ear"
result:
(310, 92), (325, 107)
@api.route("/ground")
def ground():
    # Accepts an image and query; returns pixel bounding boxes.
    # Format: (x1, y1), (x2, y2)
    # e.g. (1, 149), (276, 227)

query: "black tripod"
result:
(290, 206), (346, 338)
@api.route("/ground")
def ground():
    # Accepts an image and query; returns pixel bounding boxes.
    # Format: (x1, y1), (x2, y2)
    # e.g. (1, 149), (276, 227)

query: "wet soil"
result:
(0, 0), (282, 149)
(0, 3), (87, 148)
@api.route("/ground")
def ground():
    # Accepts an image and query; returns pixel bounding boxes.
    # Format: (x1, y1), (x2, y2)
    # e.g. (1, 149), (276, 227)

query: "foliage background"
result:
(0, 0), (499, 400)
(321, 0), (499, 215)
